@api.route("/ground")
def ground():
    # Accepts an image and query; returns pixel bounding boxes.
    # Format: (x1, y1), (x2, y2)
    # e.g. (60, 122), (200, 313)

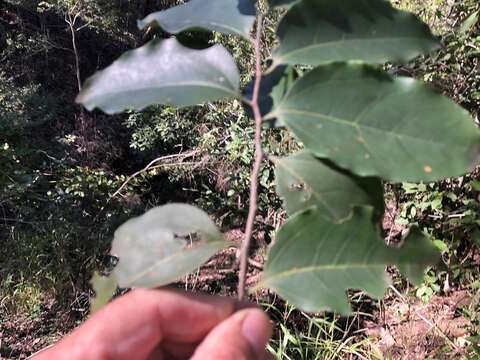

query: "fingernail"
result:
(241, 310), (272, 357)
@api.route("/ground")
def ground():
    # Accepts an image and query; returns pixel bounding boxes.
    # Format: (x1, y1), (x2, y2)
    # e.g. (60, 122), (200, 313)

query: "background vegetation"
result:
(1, 0), (479, 358)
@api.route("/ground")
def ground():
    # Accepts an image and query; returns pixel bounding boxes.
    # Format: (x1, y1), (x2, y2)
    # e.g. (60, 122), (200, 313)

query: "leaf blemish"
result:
(303, 184), (312, 201)
(289, 182), (304, 191)
(424, 165), (432, 173)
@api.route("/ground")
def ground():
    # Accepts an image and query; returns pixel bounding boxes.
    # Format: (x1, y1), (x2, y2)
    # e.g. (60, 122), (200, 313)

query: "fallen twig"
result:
(109, 150), (198, 200)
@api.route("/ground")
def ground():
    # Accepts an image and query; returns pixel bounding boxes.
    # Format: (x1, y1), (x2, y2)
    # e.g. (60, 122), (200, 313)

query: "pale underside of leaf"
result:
(111, 203), (229, 288)
(260, 206), (440, 314)
(273, 0), (439, 66)
(138, 0), (256, 40)
(275, 151), (383, 222)
(270, 63), (480, 182)
(77, 38), (240, 114)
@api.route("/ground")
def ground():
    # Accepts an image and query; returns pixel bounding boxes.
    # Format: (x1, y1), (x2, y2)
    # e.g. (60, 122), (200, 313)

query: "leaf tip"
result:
(137, 19), (148, 31)
(90, 272), (117, 314)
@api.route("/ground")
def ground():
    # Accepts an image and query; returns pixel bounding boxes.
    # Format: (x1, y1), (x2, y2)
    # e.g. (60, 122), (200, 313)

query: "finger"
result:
(149, 299), (258, 360)
(191, 308), (272, 360)
(33, 288), (242, 360)
(147, 341), (198, 360)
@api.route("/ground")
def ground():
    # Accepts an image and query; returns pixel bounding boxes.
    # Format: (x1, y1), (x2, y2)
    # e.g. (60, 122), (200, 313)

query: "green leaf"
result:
(77, 39), (240, 114)
(471, 228), (480, 249)
(244, 65), (297, 124)
(470, 180), (480, 191)
(260, 206), (440, 314)
(459, 11), (479, 35)
(138, 0), (256, 40)
(270, 63), (480, 182)
(111, 204), (228, 288)
(273, 0), (439, 66)
(90, 272), (117, 313)
(275, 151), (383, 222)
(433, 239), (448, 253)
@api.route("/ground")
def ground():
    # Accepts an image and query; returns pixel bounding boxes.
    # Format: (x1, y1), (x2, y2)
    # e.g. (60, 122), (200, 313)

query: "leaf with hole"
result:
(260, 206), (440, 314)
(273, 0), (439, 66)
(77, 38), (240, 114)
(111, 203), (228, 288)
(138, 0), (256, 40)
(270, 63), (480, 182)
(275, 151), (384, 222)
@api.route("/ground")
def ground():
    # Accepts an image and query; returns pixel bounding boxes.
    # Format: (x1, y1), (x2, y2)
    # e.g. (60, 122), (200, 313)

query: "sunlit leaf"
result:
(270, 63), (480, 182)
(111, 203), (228, 288)
(260, 206), (440, 314)
(90, 272), (117, 313)
(77, 39), (240, 114)
(138, 0), (256, 40)
(459, 10), (479, 35)
(275, 151), (383, 222)
(273, 0), (439, 66)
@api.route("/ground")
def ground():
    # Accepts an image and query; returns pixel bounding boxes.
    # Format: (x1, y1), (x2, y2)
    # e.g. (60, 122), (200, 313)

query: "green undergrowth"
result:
(264, 0), (480, 357)
(1, 0), (480, 358)
(392, 0), (480, 350)
(264, 300), (381, 360)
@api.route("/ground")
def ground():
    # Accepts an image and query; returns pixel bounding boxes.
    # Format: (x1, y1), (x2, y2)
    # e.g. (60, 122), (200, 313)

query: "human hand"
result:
(32, 288), (273, 360)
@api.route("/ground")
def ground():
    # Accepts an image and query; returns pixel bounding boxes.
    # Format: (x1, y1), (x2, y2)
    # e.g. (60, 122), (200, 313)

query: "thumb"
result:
(191, 308), (273, 360)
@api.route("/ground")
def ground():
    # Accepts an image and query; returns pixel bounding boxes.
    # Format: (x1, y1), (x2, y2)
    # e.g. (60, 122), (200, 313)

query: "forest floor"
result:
(2, 227), (479, 359)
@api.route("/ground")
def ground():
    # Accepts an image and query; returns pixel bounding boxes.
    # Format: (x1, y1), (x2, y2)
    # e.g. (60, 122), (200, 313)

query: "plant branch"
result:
(66, 10), (82, 92)
(109, 150), (198, 200)
(91, 150), (198, 225)
(238, 13), (264, 301)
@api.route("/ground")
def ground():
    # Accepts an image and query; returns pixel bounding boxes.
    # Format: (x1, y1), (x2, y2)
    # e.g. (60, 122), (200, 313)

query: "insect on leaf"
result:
(275, 151), (384, 222)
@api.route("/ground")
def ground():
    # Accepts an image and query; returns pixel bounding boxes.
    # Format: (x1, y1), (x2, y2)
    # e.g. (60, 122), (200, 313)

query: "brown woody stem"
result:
(238, 14), (264, 301)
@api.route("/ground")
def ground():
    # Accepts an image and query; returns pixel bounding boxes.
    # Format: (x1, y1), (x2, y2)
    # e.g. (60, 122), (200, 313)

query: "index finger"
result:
(33, 288), (245, 360)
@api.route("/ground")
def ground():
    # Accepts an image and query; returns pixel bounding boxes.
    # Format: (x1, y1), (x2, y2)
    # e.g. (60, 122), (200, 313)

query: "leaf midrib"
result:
(263, 261), (429, 283)
(121, 239), (227, 287)
(275, 36), (434, 63)
(88, 81), (240, 101)
(277, 108), (467, 151)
